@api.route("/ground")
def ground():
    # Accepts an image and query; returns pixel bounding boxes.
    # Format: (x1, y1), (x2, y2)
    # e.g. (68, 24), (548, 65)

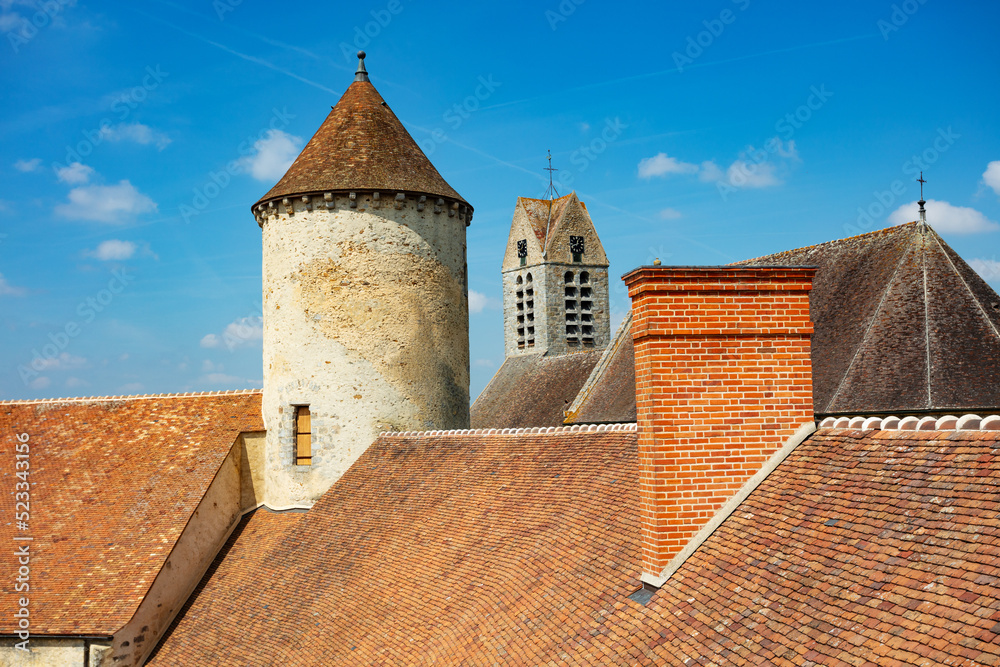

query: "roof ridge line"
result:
(825, 226), (915, 412)
(922, 231), (933, 409)
(732, 222), (919, 266)
(928, 230), (1000, 344)
(0, 388), (263, 406)
(378, 422), (638, 438)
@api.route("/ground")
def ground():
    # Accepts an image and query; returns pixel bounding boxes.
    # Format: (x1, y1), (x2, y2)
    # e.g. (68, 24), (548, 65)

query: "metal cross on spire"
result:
(917, 171), (927, 224)
(543, 149), (560, 201)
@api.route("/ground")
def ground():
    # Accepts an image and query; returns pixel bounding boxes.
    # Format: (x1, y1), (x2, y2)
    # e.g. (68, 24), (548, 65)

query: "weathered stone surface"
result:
(262, 195), (470, 506)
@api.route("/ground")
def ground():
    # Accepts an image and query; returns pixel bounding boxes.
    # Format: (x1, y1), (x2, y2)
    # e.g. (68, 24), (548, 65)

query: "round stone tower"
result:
(252, 53), (473, 507)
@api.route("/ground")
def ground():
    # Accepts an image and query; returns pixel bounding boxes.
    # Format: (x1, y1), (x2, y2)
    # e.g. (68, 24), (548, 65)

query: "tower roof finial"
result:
(543, 149), (560, 201)
(917, 171), (927, 224)
(355, 51), (369, 83)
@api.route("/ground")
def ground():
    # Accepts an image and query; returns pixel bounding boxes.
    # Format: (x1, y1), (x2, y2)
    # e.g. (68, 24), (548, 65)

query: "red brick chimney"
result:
(623, 266), (816, 585)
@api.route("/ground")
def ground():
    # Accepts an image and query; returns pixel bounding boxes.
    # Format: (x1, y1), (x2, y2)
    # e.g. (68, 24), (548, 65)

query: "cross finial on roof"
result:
(917, 172), (927, 224)
(355, 51), (369, 83)
(543, 149), (560, 201)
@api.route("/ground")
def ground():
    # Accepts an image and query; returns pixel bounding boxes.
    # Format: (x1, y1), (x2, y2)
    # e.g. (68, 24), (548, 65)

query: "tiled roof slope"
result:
(518, 194), (572, 247)
(470, 350), (603, 428)
(255, 80), (468, 207)
(0, 392), (263, 635)
(737, 222), (1000, 414)
(566, 223), (1000, 422)
(151, 427), (1000, 665)
(560, 428), (1000, 665)
(147, 430), (641, 666)
(566, 313), (636, 424)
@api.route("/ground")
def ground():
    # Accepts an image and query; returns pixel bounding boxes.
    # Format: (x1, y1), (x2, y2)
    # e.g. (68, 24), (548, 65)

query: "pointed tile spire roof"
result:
(255, 52), (469, 209)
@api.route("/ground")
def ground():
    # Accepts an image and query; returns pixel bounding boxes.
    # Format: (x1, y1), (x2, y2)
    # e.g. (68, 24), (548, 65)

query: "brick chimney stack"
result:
(623, 266), (816, 586)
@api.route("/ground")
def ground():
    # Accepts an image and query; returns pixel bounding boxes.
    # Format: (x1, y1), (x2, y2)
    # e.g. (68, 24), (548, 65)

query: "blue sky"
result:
(2, 0), (1000, 401)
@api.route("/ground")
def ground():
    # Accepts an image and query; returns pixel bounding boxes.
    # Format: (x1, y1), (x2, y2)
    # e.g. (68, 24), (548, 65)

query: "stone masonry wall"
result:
(625, 266), (815, 579)
(261, 193), (470, 507)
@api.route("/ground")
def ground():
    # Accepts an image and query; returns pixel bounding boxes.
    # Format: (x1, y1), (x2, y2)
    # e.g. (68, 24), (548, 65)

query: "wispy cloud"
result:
(56, 161), (95, 184)
(889, 199), (999, 234)
(14, 157), (42, 172)
(983, 161), (1000, 197)
(638, 153), (699, 178)
(100, 122), (172, 150)
(56, 180), (158, 223)
(237, 130), (302, 181)
(201, 315), (263, 350)
(0, 273), (27, 297)
(658, 207), (683, 220)
(83, 239), (150, 261)
(969, 258), (1000, 282)
(468, 289), (500, 314)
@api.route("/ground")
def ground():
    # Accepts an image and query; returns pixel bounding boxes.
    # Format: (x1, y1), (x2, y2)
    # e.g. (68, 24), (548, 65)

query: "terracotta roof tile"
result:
(471, 350), (604, 428)
(0, 392), (262, 635)
(150, 427), (1000, 664)
(255, 80), (468, 208)
(566, 313), (636, 424)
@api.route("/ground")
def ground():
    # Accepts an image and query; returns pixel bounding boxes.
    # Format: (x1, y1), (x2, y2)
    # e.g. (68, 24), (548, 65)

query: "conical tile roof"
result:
(255, 77), (468, 208)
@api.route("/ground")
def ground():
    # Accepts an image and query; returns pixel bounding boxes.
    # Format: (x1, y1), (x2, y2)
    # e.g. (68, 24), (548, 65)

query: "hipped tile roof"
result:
(566, 222), (1000, 423)
(470, 350), (603, 429)
(150, 427), (1000, 664)
(0, 392), (262, 635)
(255, 79), (468, 208)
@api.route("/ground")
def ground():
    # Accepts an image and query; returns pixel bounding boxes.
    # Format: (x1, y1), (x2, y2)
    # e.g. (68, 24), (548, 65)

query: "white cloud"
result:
(657, 207), (682, 220)
(201, 315), (263, 350)
(199, 372), (247, 386)
(29, 377), (50, 390)
(119, 382), (144, 393)
(31, 353), (88, 371)
(468, 289), (500, 314)
(65, 376), (89, 388)
(473, 358), (496, 368)
(889, 199), (1000, 234)
(0, 273), (26, 297)
(968, 258), (1000, 283)
(56, 161), (95, 184)
(238, 130), (303, 181)
(99, 122), (171, 150)
(55, 180), (157, 223)
(85, 239), (136, 261)
(725, 160), (781, 188)
(983, 161), (1000, 197)
(638, 153), (699, 179)
(0, 13), (23, 31)
(14, 157), (41, 172)
(698, 160), (723, 182)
